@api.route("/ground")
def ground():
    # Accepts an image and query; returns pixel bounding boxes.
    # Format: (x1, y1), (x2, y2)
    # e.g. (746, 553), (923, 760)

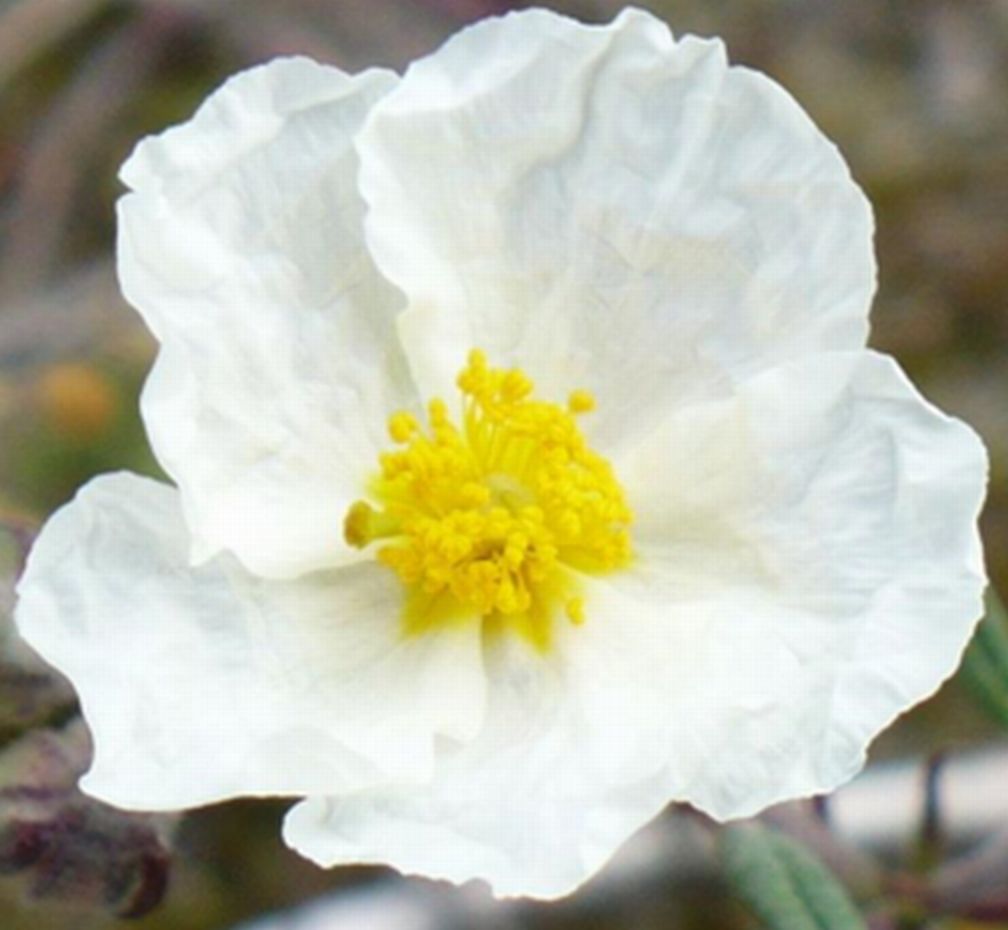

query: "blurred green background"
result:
(1, 1), (1006, 928)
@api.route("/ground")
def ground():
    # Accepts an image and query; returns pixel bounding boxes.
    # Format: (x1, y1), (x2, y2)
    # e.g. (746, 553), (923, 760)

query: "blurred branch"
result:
(0, 260), (145, 369)
(920, 828), (1008, 921)
(0, 0), (110, 89)
(208, 0), (456, 72)
(0, 6), (189, 296)
(411, 0), (515, 18)
(827, 745), (1008, 855)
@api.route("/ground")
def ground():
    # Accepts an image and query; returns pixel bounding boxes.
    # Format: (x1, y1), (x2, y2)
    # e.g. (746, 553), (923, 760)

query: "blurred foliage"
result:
(0, 722), (173, 918)
(720, 823), (867, 930)
(4, 359), (161, 513)
(962, 590), (1008, 731)
(0, 0), (1006, 929)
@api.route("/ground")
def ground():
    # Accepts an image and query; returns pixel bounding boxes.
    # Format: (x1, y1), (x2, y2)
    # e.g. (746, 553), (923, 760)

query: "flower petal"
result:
(15, 473), (486, 811)
(284, 349), (986, 897)
(283, 631), (673, 899)
(356, 8), (874, 447)
(614, 349), (987, 817)
(118, 57), (412, 578)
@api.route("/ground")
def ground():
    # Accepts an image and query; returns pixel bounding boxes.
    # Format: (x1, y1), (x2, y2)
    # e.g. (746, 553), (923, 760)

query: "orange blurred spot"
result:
(37, 363), (119, 443)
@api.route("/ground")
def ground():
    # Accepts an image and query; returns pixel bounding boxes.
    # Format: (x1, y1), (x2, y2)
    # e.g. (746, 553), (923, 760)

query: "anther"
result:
(568, 389), (595, 414)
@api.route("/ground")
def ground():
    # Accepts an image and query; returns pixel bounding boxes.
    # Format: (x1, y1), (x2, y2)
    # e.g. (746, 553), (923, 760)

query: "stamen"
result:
(344, 501), (400, 548)
(388, 411), (419, 443)
(344, 352), (632, 648)
(568, 389), (595, 414)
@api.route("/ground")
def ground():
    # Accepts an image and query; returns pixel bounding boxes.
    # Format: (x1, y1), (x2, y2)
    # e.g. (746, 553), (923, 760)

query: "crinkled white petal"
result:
(118, 57), (413, 578)
(14, 473), (486, 811)
(284, 350), (985, 898)
(615, 349), (987, 817)
(356, 7), (874, 448)
(284, 631), (675, 899)
(282, 590), (703, 900)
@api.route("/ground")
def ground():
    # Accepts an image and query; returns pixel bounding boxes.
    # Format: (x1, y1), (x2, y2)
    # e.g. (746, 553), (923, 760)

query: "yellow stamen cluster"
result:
(344, 350), (633, 649)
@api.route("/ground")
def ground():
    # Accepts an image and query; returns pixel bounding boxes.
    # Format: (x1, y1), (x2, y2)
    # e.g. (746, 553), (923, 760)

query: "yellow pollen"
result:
(566, 596), (586, 625)
(388, 411), (418, 443)
(568, 389), (595, 414)
(345, 351), (633, 650)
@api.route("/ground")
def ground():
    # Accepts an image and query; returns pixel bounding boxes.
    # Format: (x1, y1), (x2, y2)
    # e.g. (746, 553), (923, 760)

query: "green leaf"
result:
(720, 822), (868, 930)
(960, 588), (1008, 728)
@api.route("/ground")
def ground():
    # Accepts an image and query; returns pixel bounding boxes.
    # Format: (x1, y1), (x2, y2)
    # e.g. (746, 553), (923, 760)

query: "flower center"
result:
(344, 350), (633, 650)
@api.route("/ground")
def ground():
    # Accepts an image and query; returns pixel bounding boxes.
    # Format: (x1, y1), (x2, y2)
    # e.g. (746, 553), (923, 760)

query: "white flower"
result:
(14, 7), (987, 900)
